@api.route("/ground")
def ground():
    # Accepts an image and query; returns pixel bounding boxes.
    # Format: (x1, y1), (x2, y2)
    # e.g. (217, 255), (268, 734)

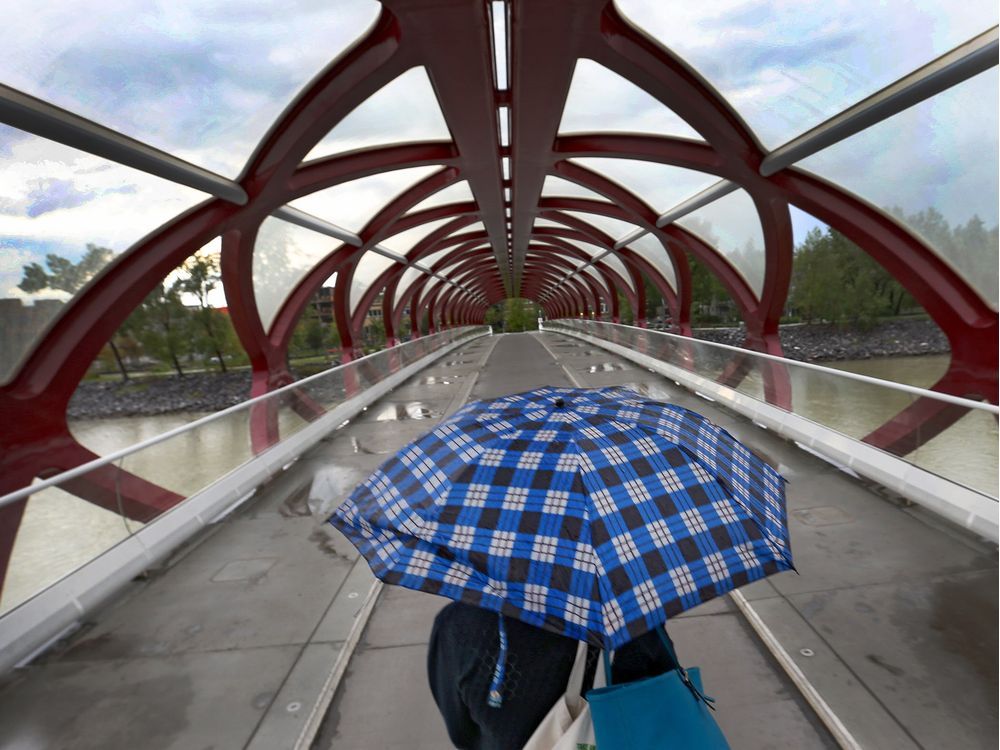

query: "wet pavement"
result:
(0, 331), (994, 749)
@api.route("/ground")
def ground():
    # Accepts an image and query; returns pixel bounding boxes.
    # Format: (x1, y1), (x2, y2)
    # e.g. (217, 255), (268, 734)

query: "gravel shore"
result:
(69, 319), (949, 419)
(693, 317), (949, 363)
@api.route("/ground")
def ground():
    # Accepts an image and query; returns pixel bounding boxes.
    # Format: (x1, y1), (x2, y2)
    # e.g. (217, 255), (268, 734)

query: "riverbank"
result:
(693, 317), (948, 362)
(68, 370), (254, 420)
(68, 319), (949, 419)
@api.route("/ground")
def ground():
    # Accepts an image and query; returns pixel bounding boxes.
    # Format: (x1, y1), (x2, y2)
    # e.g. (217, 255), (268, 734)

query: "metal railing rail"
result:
(0, 325), (490, 674)
(0, 328), (482, 510)
(593, 323), (997, 414)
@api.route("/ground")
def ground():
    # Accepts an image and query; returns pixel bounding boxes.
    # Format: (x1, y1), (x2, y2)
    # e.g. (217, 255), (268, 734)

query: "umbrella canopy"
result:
(330, 386), (793, 649)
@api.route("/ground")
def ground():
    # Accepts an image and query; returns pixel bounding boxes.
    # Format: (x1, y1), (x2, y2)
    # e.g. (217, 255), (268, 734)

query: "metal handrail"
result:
(0, 327), (487, 509)
(547, 320), (998, 414)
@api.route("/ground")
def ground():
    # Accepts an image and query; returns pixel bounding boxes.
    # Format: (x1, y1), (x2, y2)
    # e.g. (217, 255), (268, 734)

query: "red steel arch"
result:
(0, 0), (995, 591)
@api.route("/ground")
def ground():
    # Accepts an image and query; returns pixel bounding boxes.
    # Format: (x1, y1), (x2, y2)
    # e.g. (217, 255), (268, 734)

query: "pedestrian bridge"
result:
(0, 325), (995, 750)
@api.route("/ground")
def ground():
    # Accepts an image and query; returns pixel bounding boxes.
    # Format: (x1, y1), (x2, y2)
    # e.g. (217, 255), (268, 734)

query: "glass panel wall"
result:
(406, 180), (476, 213)
(541, 175), (613, 202)
(381, 217), (453, 255)
(559, 60), (702, 139)
(597, 254), (636, 295)
(0, 126), (208, 384)
(622, 232), (677, 292)
(797, 69), (999, 309)
(288, 166), (441, 232)
(253, 216), (337, 332)
(676, 188), (766, 298)
(558, 237), (607, 259)
(560, 210), (642, 241)
(350, 251), (396, 316)
(419, 247), (460, 271)
(394, 266), (426, 307)
(617, 0), (998, 148)
(3, 326), (489, 616)
(1, 0), (382, 176)
(305, 67), (452, 162)
(549, 320), (997, 496)
(570, 158), (718, 216)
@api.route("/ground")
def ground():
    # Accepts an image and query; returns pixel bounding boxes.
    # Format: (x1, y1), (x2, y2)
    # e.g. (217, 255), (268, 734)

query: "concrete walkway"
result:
(0, 331), (994, 749)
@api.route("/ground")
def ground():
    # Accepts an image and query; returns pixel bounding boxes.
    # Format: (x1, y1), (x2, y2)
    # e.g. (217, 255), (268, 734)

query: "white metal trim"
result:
(0, 83), (247, 205)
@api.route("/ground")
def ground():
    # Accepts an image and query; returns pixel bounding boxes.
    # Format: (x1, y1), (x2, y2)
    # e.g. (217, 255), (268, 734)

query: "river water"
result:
(3, 353), (996, 613)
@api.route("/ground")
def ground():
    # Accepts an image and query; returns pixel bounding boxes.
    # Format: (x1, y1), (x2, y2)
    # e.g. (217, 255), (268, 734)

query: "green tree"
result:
(18, 245), (133, 380)
(174, 252), (233, 372)
(18, 244), (113, 296)
(688, 254), (736, 324)
(484, 303), (503, 329)
(618, 292), (634, 325)
(644, 276), (664, 324)
(125, 281), (191, 376)
(789, 226), (912, 327)
(364, 317), (387, 351)
(503, 298), (537, 332)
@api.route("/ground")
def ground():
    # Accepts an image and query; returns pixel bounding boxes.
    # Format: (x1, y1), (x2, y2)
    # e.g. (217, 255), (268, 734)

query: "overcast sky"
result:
(1, 0), (996, 321)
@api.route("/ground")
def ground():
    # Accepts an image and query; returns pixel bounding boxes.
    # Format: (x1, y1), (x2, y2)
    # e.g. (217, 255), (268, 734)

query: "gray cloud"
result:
(23, 179), (137, 218)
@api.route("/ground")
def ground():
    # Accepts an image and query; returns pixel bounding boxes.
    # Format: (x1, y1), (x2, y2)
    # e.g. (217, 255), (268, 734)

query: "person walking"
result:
(427, 601), (672, 750)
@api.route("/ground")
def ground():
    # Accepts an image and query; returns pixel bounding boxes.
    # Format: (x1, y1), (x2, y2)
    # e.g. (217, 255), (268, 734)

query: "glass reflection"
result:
(2, 0), (381, 176)
(350, 251), (396, 316)
(253, 217), (338, 333)
(551, 320), (998, 495)
(3, 326), (488, 616)
(622, 232), (677, 292)
(381, 218), (454, 255)
(541, 176), (613, 202)
(305, 67), (453, 162)
(617, 0), (998, 147)
(559, 211), (641, 242)
(570, 158), (718, 216)
(560, 59), (702, 139)
(406, 180), (476, 214)
(797, 69), (998, 310)
(0, 125), (208, 384)
(1, 479), (134, 615)
(676, 188), (766, 298)
(598, 254), (636, 295)
(288, 166), (441, 232)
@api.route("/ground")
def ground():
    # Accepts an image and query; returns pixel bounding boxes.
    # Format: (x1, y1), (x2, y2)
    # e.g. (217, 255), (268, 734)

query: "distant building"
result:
(364, 292), (385, 327)
(313, 287), (336, 324)
(0, 298), (65, 382)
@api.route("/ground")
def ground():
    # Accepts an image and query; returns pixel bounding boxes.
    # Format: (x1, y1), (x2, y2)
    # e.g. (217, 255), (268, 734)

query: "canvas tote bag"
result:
(522, 640), (599, 750)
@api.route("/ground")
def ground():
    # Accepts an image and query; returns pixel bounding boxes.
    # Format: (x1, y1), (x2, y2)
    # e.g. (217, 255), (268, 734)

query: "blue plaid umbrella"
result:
(330, 386), (793, 703)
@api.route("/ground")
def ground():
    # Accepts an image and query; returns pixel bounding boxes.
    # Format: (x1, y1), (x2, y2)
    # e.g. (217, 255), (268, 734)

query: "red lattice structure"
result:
(0, 0), (996, 590)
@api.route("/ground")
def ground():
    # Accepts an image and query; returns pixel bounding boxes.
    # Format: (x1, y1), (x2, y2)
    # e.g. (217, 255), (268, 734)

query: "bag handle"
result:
(565, 639), (590, 703)
(601, 627), (717, 711)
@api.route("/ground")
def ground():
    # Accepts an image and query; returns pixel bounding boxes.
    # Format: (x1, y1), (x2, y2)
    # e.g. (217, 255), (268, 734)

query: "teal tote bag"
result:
(585, 629), (730, 749)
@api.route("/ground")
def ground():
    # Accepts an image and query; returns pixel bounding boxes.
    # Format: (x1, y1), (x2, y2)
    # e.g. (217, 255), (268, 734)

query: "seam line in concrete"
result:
(539, 329), (857, 749)
(532, 332), (585, 388)
(294, 579), (383, 750)
(731, 591), (863, 750)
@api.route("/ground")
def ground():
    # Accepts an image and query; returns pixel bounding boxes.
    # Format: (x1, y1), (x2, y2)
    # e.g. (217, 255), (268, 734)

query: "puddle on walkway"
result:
(442, 360), (471, 367)
(420, 374), (465, 385)
(346, 436), (377, 454)
(369, 402), (437, 421)
(620, 381), (662, 398)
(587, 362), (629, 373)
